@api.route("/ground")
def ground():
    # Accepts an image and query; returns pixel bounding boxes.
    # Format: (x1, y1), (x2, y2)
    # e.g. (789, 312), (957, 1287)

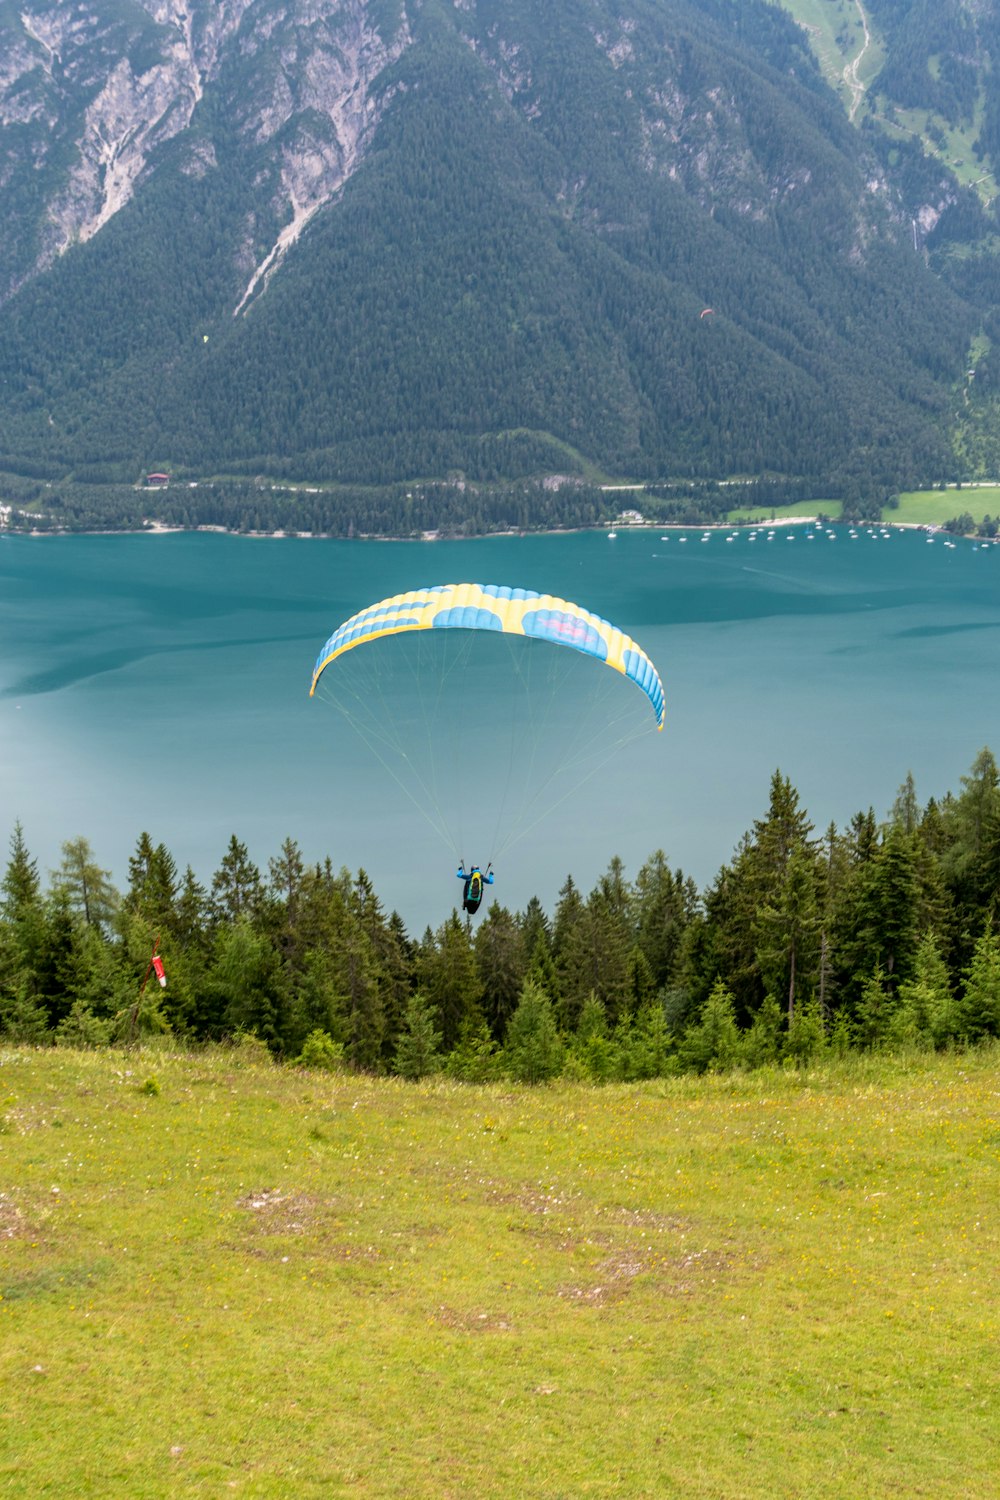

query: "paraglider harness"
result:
(457, 862), (493, 915)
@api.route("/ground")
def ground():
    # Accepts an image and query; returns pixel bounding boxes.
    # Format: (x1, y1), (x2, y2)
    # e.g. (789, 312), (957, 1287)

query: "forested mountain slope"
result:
(777, 0), (1000, 476)
(0, 0), (992, 526)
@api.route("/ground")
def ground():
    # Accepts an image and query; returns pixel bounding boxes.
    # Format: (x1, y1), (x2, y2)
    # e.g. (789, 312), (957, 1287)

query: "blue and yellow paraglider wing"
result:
(310, 583), (665, 729)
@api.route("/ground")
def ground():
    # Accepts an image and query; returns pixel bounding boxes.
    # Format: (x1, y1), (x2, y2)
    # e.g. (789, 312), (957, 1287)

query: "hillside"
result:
(777, 0), (1000, 475)
(0, 0), (994, 529)
(2, 1045), (998, 1497)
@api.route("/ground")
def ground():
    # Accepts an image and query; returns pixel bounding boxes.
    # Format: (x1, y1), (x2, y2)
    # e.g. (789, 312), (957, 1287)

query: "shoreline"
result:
(2, 516), (978, 544)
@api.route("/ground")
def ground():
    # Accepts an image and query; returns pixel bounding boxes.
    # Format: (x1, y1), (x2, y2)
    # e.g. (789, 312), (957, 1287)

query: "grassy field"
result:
(722, 489), (999, 529)
(724, 500), (843, 523)
(891, 487), (1000, 527)
(2, 1045), (998, 1498)
(776, 0), (884, 117)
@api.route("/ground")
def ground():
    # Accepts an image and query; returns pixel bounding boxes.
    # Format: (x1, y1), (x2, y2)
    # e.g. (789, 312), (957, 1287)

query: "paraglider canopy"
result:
(310, 582), (665, 730)
(309, 582), (665, 875)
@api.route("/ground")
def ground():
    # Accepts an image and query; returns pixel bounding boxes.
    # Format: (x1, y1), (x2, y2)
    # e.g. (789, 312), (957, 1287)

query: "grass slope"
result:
(777, 0), (997, 200)
(725, 499), (843, 523)
(2, 1045), (998, 1497)
(892, 485), (1000, 525)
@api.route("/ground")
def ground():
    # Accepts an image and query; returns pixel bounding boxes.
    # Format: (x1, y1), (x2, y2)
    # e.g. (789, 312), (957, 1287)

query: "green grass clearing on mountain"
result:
(725, 499), (842, 523)
(2, 1044), (997, 1498)
(883, 105), (1000, 202)
(890, 486), (1000, 525)
(777, 0), (884, 114)
(779, 0), (998, 202)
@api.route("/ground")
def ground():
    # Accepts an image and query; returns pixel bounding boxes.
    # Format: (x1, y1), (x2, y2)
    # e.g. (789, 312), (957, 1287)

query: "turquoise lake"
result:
(1, 526), (998, 931)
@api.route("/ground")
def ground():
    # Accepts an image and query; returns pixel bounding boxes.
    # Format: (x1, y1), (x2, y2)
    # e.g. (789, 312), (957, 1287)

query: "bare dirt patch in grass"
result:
(230, 1187), (384, 1265)
(3, 1105), (44, 1134)
(595, 1203), (693, 1233)
(481, 1180), (583, 1215)
(559, 1250), (655, 1306)
(559, 1240), (743, 1306)
(235, 1187), (326, 1233)
(434, 1305), (515, 1333)
(0, 1191), (29, 1240)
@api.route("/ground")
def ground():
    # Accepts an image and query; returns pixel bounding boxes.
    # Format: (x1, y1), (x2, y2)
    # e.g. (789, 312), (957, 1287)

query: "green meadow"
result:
(723, 489), (1000, 529)
(2, 1045), (997, 1498)
(891, 487), (1000, 527)
(724, 500), (843, 524)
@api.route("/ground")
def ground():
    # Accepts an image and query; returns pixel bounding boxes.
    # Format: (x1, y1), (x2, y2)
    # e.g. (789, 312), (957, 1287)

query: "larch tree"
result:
(52, 837), (119, 930)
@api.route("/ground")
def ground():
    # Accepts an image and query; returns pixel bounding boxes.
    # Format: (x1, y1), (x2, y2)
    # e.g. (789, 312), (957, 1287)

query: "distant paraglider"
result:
(700, 307), (714, 319)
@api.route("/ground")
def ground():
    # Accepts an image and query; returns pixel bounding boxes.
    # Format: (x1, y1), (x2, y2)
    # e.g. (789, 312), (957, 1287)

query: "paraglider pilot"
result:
(457, 862), (494, 915)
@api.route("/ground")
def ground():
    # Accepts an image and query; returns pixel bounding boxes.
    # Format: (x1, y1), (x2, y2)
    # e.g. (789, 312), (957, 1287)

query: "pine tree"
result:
(835, 827), (920, 1006)
(624, 944), (655, 1015)
(973, 799), (1000, 922)
(474, 902), (527, 1041)
(555, 879), (631, 1028)
(210, 835), (263, 925)
(268, 837), (306, 921)
(518, 895), (552, 958)
(27, 889), (84, 1029)
(754, 840), (821, 1022)
(958, 928), (1000, 1040)
(394, 991), (443, 1080)
(445, 1018), (500, 1082)
(297, 1029), (344, 1071)
(704, 772), (817, 1022)
(175, 866), (210, 951)
(552, 874), (585, 1025)
(909, 826), (954, 951)
(872, 827), (920, 987)
(126, 833), (179, 928)
(376, 910), (415, 1064)
(597, 856), (633, 929)
(350, 870), (411, 1062)
(953, 749), (1000, 864)
(207, 919), (284, 1046)
(889, 772), (920, 835)
(626, 1000), (675, 1079)
(573, 991), (618, 1082)
(336, 923), (385, 1072)
(417, 912), (484, 1052)
(2, 821), (40, 919)
(108, 912), (177, 1037)
(524, 933), (561, 1019)
(743, 993), (784, 1068)
(634, 850), (695, 990)
(785, 997), (827, 1066)
(287, 947), (345, 1051)
(846, 808), (880, 865)
(895, 931), (957, 1048)
(752, 772), (817, 884)
(504, 978), (564, 1084)
(855, 965), (892, 1050)
(679, 979), (741, 1073)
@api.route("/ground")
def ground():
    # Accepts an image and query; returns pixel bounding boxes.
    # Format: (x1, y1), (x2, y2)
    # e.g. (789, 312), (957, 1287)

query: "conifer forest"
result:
(3, 750), (999, 1080)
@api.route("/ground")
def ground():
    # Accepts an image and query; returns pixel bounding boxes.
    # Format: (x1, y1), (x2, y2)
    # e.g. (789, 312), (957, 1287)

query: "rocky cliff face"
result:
(0, 0), (410, 302)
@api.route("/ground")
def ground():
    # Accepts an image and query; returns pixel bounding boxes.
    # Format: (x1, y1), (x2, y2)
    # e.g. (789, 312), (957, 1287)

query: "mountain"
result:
(0, 0), (994, 531)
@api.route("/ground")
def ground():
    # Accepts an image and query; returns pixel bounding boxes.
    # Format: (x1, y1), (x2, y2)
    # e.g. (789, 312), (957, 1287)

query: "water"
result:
(1, 526), (998, 930)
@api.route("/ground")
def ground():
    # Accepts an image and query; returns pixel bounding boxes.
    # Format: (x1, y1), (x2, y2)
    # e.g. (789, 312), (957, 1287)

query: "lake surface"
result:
(1, 525), (998, 931)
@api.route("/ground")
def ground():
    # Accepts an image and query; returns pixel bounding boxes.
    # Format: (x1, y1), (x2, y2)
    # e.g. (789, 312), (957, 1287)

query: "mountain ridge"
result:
(0, 0), (996, 530)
